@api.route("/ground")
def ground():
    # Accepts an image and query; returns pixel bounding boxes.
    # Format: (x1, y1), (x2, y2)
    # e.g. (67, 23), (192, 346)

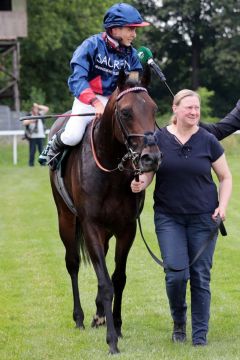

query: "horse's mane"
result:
(122, 67), (151, 90)
(125, 71), (140, 87)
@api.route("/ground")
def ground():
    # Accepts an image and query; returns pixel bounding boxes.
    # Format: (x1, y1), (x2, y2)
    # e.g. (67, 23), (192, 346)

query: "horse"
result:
(49, 67), (162, 354)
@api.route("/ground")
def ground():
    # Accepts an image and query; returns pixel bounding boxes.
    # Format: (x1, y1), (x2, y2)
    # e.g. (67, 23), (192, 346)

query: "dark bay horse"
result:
(49, 68), (162, 354)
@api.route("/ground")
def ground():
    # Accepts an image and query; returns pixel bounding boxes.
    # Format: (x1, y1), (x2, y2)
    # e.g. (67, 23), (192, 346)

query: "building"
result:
(0, 0), (28, 114)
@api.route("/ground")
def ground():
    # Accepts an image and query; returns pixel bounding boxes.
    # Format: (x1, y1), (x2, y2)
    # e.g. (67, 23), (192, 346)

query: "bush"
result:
(197, 87), (218, 123)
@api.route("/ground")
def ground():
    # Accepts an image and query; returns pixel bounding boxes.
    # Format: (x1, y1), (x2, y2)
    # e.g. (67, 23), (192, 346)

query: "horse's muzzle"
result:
(140, 151), (162, 172)
(139, 132), (162, 172)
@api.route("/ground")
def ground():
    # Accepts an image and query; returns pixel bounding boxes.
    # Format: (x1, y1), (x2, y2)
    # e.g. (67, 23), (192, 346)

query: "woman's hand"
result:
(212, 207), (226, 222)
(131, 178), (146, 193)
(130, 172), (155, 193)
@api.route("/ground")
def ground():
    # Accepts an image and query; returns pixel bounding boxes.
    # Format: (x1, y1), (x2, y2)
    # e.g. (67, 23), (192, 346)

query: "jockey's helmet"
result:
(103, 3), (150, 29)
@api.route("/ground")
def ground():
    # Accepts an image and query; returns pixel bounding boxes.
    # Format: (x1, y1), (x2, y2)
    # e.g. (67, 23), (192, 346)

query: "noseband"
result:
(91, 86), (158, 174)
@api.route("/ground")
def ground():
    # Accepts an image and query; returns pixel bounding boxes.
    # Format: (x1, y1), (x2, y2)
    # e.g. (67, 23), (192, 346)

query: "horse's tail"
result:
(76, 217), (90, 265)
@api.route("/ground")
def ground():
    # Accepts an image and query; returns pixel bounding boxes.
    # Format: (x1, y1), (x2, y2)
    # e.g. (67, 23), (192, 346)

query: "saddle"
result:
(53, 149), (78, 216)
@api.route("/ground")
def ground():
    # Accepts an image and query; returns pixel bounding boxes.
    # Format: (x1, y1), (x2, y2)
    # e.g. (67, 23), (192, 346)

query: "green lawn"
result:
(0, 149), (240, 359)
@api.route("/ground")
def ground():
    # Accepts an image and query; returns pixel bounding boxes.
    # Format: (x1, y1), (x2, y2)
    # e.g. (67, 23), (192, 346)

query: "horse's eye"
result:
(120, 109), (132, 121)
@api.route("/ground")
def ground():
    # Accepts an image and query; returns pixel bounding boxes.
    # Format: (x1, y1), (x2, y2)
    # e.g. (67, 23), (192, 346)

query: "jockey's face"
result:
(111, 26), (137, 46)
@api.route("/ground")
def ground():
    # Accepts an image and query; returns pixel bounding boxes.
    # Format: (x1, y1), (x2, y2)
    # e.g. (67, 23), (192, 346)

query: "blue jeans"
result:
(154, 212), (218, 344)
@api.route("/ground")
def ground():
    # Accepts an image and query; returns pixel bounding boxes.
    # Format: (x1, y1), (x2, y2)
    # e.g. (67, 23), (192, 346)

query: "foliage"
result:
(197, 87), (217, 123)
(4, 0), (238, 118)
(21, 86), (47, 113)
(134, 0), (240, 116)
(19, 0), (115, 113)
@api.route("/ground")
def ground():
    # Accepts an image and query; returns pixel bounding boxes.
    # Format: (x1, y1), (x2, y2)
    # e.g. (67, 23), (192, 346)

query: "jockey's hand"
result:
(93, 99), (105, 120)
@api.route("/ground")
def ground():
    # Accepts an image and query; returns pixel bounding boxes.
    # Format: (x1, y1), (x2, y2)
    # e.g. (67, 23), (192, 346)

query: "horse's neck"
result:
(94, 113), (125, 161)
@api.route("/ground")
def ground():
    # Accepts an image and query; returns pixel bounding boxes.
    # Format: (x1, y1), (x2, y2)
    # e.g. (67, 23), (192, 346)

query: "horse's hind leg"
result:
(91, 290), (106, 328)
(58, 211), (85, 329)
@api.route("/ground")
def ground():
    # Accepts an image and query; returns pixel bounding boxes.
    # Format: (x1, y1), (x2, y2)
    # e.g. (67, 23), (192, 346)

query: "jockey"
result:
(39, 2), (150, 169)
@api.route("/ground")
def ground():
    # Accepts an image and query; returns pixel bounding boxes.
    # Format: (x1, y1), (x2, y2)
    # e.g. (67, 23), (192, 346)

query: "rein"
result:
(90, 117), (119, 173)
(137, 214), (227, 271)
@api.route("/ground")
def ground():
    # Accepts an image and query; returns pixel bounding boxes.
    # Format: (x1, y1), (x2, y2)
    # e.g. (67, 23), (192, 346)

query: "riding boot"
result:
(38, 136), (55, 166)
(38, 129), (66, 170)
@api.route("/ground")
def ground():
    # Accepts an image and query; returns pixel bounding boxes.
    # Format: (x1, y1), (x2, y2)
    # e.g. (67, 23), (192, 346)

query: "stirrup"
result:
(38, 150), (48, 165)
(47, 152), (61, 170)
(38, 135), (56, 165)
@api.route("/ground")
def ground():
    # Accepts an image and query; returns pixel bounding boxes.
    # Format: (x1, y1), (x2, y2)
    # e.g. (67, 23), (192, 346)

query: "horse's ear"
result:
(140, 64), (151, 88)
(117, 68), (128, 91)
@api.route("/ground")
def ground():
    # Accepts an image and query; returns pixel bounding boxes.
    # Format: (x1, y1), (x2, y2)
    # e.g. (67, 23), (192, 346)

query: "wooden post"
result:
(13, 41), (20, 113)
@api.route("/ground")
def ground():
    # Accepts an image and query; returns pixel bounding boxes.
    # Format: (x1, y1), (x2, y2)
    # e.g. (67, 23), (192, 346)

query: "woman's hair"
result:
(170, 89), (200, 124)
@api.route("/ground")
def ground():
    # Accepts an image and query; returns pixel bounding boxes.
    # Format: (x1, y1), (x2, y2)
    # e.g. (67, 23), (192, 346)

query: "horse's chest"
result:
(96, 192), (137, 226)
(78, 173), (141, 226)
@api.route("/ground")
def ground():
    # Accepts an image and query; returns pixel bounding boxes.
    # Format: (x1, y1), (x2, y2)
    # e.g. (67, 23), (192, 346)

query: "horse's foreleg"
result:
(94, 262), (119, 354)
(59, 213), (85, 329)
(112, 225), (136, 338)
(91, 238), (111, 328)
(84, 225), (119, 354)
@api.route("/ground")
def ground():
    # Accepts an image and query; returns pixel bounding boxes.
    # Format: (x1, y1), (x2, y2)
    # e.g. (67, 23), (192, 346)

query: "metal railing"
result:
(0, 129), (50, 165)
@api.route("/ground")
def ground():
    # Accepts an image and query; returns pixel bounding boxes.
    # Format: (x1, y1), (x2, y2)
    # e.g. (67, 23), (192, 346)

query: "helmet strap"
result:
(107, 29), (129, 47)
(105, 31), (120, 49)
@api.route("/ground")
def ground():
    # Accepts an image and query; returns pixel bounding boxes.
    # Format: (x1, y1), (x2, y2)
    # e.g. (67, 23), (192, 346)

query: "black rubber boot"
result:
(172, 322), (186, 343)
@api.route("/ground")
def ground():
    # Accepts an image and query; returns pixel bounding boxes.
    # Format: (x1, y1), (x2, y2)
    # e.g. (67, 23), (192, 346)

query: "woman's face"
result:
(173, 95), (200, 127)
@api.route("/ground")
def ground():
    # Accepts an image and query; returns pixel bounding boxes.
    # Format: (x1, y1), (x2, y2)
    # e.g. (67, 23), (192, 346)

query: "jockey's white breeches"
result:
(61, 95), (109, 146)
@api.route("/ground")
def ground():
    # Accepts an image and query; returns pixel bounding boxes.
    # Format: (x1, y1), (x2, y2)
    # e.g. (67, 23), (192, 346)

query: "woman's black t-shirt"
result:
(154, 127), (224, 214)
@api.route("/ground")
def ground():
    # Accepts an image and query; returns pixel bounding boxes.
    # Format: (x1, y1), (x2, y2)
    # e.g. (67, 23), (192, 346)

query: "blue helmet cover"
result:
(103, 3), (150, 29)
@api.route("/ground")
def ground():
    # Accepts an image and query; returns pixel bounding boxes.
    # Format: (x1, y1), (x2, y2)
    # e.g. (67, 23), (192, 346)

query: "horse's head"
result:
(110, 65), (162, 174)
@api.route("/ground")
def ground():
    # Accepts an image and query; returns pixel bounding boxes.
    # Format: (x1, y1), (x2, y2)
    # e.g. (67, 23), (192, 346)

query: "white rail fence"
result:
(0, 129), (239, 165)
(0, 130), (50, 165)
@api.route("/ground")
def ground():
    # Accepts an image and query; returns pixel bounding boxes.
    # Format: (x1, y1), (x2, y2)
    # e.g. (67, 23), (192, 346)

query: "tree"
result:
(20, 0), (114, 113)
(134, 0), (240, 115)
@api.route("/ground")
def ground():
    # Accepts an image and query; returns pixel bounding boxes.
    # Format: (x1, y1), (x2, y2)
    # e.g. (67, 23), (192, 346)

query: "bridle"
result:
(90, 86), (158, 175)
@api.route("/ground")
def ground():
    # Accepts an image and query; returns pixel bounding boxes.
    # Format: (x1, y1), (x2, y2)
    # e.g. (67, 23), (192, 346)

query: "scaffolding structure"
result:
(0, 0), (27, 113)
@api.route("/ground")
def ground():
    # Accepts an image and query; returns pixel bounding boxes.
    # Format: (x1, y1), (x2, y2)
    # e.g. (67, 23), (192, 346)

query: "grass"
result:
(0, 143), (240, 359)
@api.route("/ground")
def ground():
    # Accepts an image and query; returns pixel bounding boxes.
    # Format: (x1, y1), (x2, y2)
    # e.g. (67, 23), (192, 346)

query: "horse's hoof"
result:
(115, 327), (123, 338)
(91, 315), (106, 328)
(117, 331), (123, 339)
(109, 345), (120, 355)
(75, 322), (85, 330)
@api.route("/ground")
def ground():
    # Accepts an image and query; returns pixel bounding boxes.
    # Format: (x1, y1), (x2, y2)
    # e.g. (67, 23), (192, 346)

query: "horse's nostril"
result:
(140, 152), (161, 171)
(141, 153), (152, 164)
